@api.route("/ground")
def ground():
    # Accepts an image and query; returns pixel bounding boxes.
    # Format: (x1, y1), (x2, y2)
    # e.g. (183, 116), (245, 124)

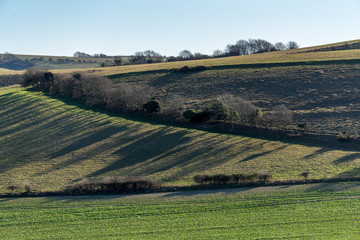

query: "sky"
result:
(1, 0), (359, 57)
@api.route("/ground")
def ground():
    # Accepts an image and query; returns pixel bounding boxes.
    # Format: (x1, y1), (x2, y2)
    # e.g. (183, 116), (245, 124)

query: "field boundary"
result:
(2, 177), (360, 198)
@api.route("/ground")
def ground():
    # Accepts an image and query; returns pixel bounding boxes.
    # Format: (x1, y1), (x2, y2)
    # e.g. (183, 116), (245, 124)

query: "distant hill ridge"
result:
(295, 40), (360, 53)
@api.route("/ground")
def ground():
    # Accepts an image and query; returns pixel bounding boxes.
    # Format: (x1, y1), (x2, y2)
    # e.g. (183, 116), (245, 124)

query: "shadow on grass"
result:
(303, 148), (330, 159)
(86, 129), (192, 177)
(239, 144), (288, 162)
(160, 187), (253, 197)
(304, 182), (360, 193)
(334, 153), (360, 164)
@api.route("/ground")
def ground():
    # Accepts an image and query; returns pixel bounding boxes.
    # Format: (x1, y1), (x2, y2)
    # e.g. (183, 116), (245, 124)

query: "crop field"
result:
(1, 183), (360, 239)
(2, 86), (360, 192)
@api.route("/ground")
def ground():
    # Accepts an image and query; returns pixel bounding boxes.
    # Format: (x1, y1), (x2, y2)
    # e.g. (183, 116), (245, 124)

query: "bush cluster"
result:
(21, 69), (155, 113)
(21, 70), (294, 131)
(182, 94), (293, 129)
(337, 131), (358, 142)
(65, 177), (159, 194)
(173, 65), (210, 73)
(193, 172), (272, 185)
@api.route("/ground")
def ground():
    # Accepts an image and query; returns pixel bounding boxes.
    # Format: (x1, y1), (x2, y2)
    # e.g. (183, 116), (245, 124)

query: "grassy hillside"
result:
(2, 86), (360, 192)
(2, 39), (360, 75)
(1, 183), (360, 239)
(0, 53), (117, 70)
(108, 62), (360, 135)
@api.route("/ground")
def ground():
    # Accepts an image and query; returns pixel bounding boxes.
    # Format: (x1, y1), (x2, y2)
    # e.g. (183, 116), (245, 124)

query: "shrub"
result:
(217, 94), (258, 125)
(143, 100), (161, 113)
(300, 171), (310, 182)
(193, 173), (262, 185)
(80, 74), (112, 107)
(183, 109), (196, 120)
(65, 177), (159, 194)
(161, 94), (185, 120)
(271, 105), (293, 128)
(23, 181), (32, 194)
(258, 171), (272, 184)
(107, 83), (154, 112)
(173, 65), (210, 73)
(190, 111), (211, 123)
(21, 68), (53, 91)
(297, 122), (308, 129)
(7, 184), (20, 193)
(206, 99), (230, 121)
(337, 131), (352, 142)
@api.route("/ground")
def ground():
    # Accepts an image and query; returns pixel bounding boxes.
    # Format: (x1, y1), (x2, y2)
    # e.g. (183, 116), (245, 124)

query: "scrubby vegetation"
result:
(65, 177), (159, 194)
(193, 173), (263, 184)
(20, 69), (295, 133)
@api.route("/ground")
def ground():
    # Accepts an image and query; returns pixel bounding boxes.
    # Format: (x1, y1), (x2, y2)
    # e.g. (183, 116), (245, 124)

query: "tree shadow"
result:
(238, 144), (288, 162)
(336, 168), (360, 178)
(303, 148), (329, 159)
(334, 153), (360, 164)
(87, 129), (192, 177)
(50, 126), (127, 158)
(304, 181), (360, 193)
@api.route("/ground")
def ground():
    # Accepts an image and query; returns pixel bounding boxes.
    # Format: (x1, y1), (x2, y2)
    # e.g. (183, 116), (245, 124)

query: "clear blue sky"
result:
(1, 0), (359, 57)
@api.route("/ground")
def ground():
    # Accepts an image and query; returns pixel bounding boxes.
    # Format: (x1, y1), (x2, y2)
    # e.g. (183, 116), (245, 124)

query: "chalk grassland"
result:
(2, 86), (360, 192)
(1, 183), (360, 239)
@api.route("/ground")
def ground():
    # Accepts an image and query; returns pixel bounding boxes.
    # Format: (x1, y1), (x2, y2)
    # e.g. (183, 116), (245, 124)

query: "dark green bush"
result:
(173, 65), (210, 73)
(297, 122), (308, 129)
(206, 99), (230, 121)
(190, 111), (211, 123)
(183, 109), (196, 120)
(65, 177), (159, 194)
(193, 173), (263, 185)
(143, 100), (161, 113)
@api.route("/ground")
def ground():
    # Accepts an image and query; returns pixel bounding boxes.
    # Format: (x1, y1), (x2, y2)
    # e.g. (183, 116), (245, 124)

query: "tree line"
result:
(73, 38), (299, 67)
(214, 39), (299, 57)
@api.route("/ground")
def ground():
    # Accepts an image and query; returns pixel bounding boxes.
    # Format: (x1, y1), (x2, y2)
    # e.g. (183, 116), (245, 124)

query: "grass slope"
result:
(1, 183), (360, 239)
(109, 63), (360, 135)
(2, 86), (360, 192)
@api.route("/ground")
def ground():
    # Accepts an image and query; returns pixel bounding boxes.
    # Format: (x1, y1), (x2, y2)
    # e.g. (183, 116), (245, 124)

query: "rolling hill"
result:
(1, 86), (360, 192)
(2, 40), (360, 192)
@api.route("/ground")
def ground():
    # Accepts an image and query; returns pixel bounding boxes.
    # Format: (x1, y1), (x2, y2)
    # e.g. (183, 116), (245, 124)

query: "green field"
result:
(1, 183), (360, 239)
(2, 86), (360, 192)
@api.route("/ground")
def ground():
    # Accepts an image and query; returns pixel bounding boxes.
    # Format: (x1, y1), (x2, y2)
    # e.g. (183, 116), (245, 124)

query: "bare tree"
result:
(287, 41), (299, 49)
(212, 49), (223, 57)
(271, 105), (293, 128)
(248, 39), (275, 53)
(179, 50), (193, 59)
(274, 42), (287, 51)
(235, 40), (250, 55)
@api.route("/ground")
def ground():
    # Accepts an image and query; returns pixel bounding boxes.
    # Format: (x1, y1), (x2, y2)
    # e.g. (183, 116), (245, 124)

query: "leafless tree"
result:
(274, 42), (287, 51)
(235, 40), (251, 55)
(212, 49), (223, 57)
(287, 41), (299, 49)
(179, 50), (193, 59)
